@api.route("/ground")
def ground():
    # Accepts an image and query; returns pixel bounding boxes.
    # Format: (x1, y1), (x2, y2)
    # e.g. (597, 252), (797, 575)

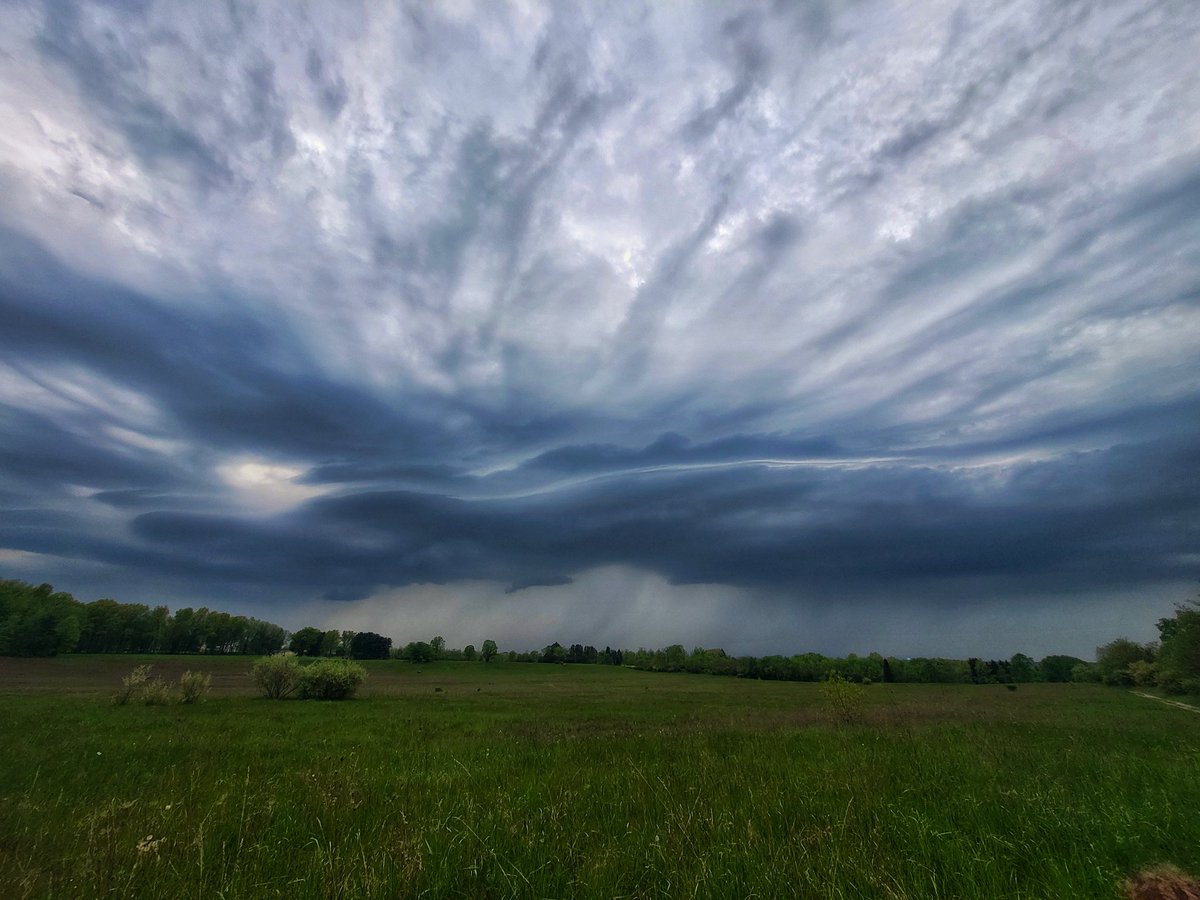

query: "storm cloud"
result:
(1, 0), (1197, 656)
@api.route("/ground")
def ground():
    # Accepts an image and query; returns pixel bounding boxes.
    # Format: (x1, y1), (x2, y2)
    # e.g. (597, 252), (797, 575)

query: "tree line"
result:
(0, 579), (481, 663)
(503, 640), (1087, 685)
(4, 577), (1197, 695)
(0, 580), (288, 657)
(1084, 601), (1200, 695)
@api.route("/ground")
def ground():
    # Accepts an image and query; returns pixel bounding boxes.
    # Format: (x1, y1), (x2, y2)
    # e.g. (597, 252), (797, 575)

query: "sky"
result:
(1, 0), (1198, 659)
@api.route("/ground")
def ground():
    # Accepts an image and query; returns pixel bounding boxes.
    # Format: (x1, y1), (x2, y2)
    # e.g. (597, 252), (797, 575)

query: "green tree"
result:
(79, 599), (123, 653)
(1009, 653), (1038, 683)
(1156, 602), (1200, 693)
(430, 635), (445, 659)
(319, 629), (342, 657)
(164, 607), (201, 654)
(350, 631), (392, 659)
(244, 618), (286, 655)
(481, 639), (498, 662)
(289, 626), (325, 657)
(463, 644), (477, 661)
(1095, 638), (1153, 686)
(405, 641), (435, 663)
(1039, 654), (1085, 683)
(0, 581), (82, 656)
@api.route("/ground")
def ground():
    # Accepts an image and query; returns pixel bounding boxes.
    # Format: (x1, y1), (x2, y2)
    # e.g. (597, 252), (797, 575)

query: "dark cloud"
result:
(0, 0), (1197, 655)
(0, 227), (449, 461)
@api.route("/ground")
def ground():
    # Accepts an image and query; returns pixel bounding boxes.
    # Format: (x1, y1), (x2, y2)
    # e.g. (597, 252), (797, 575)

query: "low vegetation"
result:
(296, 658), (366, 700)
(112, 664), (211, 706)
(250, 654), (301, 699)
(250, 654), (367, 701)
(177, 670), (211, 704)
(818, 669), (866, 722)
(1088, 602), (1200, 696)
(1, 657), (1198, 898)
(5, 576), (1197, 699)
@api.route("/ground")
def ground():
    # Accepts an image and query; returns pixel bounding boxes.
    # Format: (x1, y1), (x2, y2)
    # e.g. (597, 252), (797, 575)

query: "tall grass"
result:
(1, 658), (1197, 898)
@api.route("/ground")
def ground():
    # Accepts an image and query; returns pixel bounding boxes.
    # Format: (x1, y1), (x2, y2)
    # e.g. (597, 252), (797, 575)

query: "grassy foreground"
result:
(1, 656), (1197, 899)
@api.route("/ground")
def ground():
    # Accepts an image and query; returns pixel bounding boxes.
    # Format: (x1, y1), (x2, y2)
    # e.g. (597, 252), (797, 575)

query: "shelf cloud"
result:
(1, 0), (1197, 656)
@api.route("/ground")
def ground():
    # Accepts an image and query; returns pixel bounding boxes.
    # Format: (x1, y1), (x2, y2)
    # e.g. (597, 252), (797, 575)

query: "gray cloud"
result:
(0, 0), (1197, 655)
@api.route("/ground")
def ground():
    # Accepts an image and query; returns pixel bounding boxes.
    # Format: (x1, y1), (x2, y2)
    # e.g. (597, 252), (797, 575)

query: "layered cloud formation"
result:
(1, 1), (1197, 655)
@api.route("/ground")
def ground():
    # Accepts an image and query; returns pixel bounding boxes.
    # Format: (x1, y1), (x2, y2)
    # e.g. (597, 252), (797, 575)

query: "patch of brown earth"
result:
(1125, 866), (1200, 900)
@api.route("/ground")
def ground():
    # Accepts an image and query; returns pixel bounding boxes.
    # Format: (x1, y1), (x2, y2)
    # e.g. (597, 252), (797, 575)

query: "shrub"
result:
(113, 664), (173, 705)
(1095, 638), (1154, 685)
(297, 659), (366, 700)
(113, 664), (153, 705)
(178, 670), (212, 704)
(252, 655), (301, 700)
(1126, 660), (1159, 687)
(140, 677), (174, 705)
(820, 670), (865, 723)
(1157, 668), (1186, 695)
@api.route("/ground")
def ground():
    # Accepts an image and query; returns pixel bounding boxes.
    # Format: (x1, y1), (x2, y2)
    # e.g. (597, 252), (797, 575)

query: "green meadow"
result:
(1, 656), (1197, 899)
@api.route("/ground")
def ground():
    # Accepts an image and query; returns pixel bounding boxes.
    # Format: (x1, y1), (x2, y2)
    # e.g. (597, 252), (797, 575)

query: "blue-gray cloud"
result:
(0, 0), (1197, 655)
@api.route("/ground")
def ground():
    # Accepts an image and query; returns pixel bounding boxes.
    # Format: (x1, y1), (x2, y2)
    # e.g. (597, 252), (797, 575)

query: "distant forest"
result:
(1, 578), (1196, 692)
(0, 579), (288, 657)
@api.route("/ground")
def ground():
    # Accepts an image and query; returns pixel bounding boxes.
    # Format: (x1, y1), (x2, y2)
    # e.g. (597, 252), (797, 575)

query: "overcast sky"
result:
(1, 0), (1198, 658)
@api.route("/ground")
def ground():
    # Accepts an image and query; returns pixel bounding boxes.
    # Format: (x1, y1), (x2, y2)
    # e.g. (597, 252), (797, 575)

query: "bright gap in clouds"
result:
(216, 460), (331, 513)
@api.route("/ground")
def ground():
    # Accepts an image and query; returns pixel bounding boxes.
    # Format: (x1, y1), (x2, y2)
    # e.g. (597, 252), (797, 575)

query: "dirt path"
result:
(1132, 691), (1200, 713)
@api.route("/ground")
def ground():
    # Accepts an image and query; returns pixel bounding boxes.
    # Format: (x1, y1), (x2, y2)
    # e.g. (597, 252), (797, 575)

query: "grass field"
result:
(1, 656), (1198, 899)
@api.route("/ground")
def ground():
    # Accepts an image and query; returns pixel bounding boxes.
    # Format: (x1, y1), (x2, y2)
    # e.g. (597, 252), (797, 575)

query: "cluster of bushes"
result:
(1079, 602), (1200, 694)
(112, 666), (211, 706)
(250, 656), (366, 701)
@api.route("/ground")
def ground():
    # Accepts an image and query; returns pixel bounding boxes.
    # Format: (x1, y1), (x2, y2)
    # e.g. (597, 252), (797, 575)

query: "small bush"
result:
(113, 665), (152, 705)
(178, 670), (212, 704)
(820, 670), (865, 723)
(252, 655), (301, 700)
(297, 659), (366, 700)
(1157, 670), (1200, 696)
(113, 665), (174, 705)
(140, 677), (174, 705)
(1127, 659), (1159, 687)
(1005, 683), (1018, 692)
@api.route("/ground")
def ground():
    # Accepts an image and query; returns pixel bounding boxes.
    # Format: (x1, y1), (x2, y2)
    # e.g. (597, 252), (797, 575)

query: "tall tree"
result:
(350, 631), (392, 659)
(1094, 638), (1153, 685)
(1156, 602), (1200, 692)
(289, 626), (325, 657)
